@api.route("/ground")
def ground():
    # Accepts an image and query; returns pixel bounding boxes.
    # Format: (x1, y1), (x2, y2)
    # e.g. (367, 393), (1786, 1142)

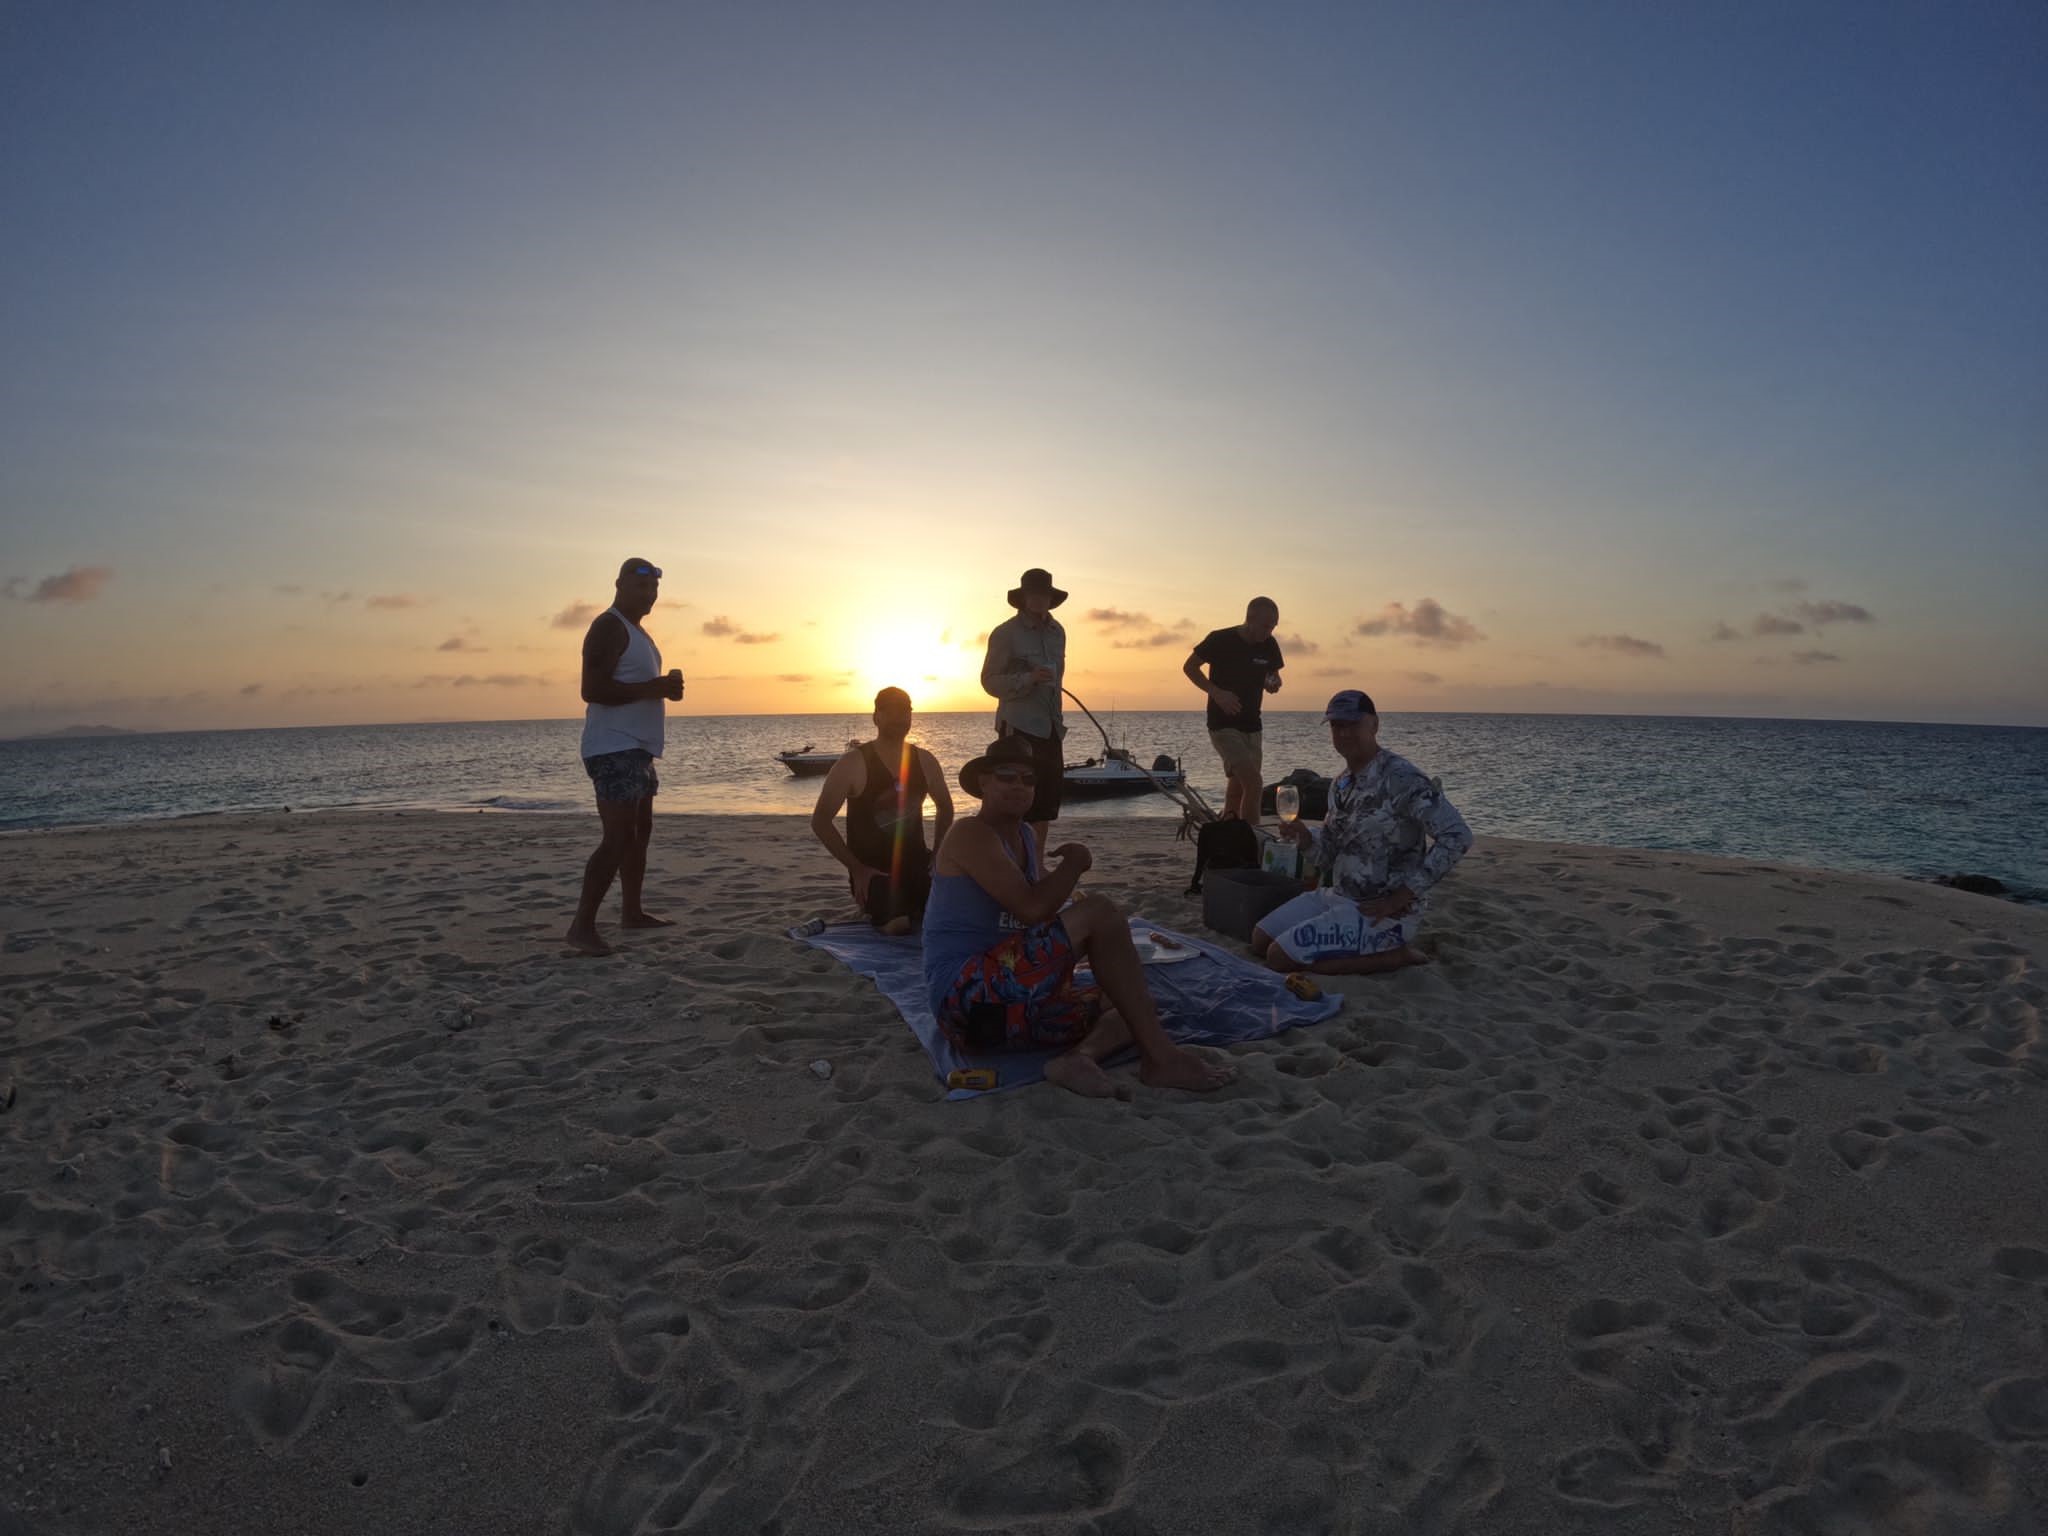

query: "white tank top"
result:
(580, 608), (666, 758)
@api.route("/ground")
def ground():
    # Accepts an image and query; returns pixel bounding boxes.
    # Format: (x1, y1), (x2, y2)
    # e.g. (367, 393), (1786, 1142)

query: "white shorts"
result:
(1259, 889), (1421, 964)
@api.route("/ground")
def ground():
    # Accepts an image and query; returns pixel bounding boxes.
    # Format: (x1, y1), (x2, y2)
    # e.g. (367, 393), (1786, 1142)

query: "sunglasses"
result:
(626, 563), (662, 578)
(987, 767), (1037, 785)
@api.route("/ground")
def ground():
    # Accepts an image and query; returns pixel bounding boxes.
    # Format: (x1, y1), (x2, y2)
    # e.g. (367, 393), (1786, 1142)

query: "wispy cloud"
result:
(4, 565), (114, 603)
(550, 601), (598, 630)
(1113, 630), (1192, 649)
(1709, 621), (1743, 642)
(1406, 670), (1443, 685)
(416, 672), (549, 688)
(239, 682), (264, 697)
(1580, 634), (1666, 658)
(436, 635), (482, 653)
(366, 594), (422, 611)
(1767, 577), (1809, 594)
(1086, 607), (1149, 628)
(1791, 650), (1842, 665)
(1752, 613), (1805, 636)
(1353, 598), (1484, 647)
(775, 672), (811, 683)
(702, 614), (778, 642)
(1795, 600), (1874, 626)
(1279, 632), (1321, 656)
(733, 630), (780, 645)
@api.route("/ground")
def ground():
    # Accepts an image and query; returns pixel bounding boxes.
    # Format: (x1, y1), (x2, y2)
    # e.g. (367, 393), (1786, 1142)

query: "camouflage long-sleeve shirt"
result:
(1311, 749), (1472, 902)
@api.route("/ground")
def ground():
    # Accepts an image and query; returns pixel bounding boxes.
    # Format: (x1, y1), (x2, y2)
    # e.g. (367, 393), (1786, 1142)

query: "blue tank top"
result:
(922, 824), (1041, 1010)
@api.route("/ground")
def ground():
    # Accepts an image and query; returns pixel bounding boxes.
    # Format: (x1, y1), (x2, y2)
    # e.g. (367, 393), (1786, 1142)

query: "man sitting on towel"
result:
(810, 687), (954, 936)
(923, 736), (1236, 1098)
(1255, 689), (1473, 976)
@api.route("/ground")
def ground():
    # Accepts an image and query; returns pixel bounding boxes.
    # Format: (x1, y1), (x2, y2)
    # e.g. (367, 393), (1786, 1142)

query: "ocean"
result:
(2, 712), (2043, 893)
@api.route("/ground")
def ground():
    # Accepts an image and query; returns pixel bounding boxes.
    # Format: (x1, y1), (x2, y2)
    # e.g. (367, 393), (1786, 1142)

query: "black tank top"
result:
(845, 740), (930, 868)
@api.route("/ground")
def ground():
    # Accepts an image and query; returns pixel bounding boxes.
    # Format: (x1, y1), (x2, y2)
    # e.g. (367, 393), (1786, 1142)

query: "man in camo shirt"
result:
(1255, 689), (1472, 975)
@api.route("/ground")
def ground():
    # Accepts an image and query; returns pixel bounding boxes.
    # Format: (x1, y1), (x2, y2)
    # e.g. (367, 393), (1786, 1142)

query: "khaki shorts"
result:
(1208, 727), (1263, 779)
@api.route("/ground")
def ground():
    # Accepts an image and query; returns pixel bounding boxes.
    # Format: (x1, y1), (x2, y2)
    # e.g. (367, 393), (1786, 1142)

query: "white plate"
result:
(1133, 936), (1200, 965)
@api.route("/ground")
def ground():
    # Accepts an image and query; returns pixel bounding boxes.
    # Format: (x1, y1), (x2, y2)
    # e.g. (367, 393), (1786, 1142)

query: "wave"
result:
(475, 795), (581, 812)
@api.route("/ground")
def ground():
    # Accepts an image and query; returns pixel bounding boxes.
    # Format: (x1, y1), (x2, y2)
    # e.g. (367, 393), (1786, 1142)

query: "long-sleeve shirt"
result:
(980, 613), (1066, 740)
(1311, 749), (1472, 902)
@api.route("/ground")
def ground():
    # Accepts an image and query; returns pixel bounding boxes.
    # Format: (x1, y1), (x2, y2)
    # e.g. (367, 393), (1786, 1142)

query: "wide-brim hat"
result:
(959, 735), (1039, 798)
(1007, 567), (1068, 609)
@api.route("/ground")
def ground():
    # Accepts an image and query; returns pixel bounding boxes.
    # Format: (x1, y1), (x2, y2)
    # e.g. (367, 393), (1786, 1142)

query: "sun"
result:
(848, 617), (972, 707)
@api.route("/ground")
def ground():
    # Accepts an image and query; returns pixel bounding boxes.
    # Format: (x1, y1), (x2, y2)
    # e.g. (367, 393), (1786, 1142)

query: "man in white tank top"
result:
(566, 557), (685, 956)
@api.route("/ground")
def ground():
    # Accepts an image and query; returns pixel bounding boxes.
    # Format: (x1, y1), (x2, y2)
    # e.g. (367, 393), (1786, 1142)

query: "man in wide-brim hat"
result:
(921, 736), (1235, 1097)
(979, 568), (1069, 853)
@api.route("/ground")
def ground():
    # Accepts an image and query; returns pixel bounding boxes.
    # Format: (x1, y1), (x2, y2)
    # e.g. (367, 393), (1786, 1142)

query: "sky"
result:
(2, 1), (2044, 735)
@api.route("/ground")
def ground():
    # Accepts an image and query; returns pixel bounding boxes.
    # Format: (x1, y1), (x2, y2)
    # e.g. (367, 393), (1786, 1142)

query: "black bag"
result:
(1187, 818), (1260, 896)
(1259, 769), (1331, 821)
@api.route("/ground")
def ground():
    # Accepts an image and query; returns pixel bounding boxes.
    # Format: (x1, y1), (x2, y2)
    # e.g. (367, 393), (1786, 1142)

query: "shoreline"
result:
(3, 813), (2046, 1533)
(6, 805), (2043, 905)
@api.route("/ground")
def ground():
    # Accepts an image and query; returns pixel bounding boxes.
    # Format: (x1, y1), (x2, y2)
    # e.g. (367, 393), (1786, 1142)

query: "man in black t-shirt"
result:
(1182, 597), (1285, 824)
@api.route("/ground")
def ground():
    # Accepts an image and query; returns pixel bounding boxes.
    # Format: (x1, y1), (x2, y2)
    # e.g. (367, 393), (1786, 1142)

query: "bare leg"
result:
(1058, 895), (1234, 1092)
(620, 797), (673, 927)
(1233, 768), (1263, 828)
(1219, 776), (1244, 820)
(1044, 1008), (1135, 1100)
(1308, 945), (1430, 976)
(567, 799), (637, 955)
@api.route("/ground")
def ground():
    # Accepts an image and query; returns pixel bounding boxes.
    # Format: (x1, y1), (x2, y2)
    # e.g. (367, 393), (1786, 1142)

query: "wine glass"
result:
(1275, 784), (1301, 824)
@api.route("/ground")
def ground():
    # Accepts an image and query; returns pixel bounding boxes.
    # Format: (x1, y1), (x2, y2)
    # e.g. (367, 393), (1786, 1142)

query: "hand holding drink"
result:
(665, 668), (685, 701)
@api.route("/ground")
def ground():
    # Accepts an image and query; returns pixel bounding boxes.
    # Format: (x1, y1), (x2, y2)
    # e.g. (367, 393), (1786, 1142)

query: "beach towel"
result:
(790, 914), (1343, 1097)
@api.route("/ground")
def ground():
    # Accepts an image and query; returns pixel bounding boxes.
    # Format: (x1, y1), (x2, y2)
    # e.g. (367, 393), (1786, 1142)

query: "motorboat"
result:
(774, 743), (850, 777)
(1061, 747), (1185, 799)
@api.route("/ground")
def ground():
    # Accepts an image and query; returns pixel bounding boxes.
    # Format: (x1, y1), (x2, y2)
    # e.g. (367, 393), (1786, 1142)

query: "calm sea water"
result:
(2, 712), (2043, 892)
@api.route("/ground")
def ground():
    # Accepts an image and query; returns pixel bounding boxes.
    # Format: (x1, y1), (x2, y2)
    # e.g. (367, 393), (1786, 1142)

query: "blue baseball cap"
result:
(1321, 689), (1378, 722)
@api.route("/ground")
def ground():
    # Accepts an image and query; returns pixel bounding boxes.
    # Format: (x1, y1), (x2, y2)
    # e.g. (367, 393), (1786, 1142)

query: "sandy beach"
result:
(2, 809), (2045, 1535)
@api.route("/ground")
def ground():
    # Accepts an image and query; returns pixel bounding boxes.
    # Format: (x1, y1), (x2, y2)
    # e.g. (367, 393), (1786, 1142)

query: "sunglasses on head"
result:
(626, 563), (662, 578)
(988, 767), (1037, 785)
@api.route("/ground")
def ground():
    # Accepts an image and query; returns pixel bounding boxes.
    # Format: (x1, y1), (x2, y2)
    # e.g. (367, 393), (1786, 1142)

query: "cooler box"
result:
(1202, 868), (1305, 943)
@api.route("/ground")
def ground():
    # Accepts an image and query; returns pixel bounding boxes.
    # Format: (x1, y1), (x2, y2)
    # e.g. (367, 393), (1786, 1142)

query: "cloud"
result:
(1406, 670), (1443, 685)
(1751, 613), (1806, 636)
(417, 672), (549, 688)
(4, 565), (113, 603)
(273, 584), (305, 596)
(1308, 666), (1353, 677)
(1113, 630), (1192, 649)
(1791, 650), (1842, 665)
(701, 615), (737, 637)
(1353, 598), (1484, 647)
(775, 673), (812, 684)
(734, 631), (780, 645)
(550, 601), (598, 630)
(366, 594), (422, 611)
(1086, 607), (1149, 628)
(1580, 634), (1667, 659)
(1708, 621), (1743, 642)
(1279, 633), (1321, 656)
(239, 682), (264, 697)
(1794, 600), (1874, 626)
(1767, 578), (1809, 594)
(436, 635), (482, 652)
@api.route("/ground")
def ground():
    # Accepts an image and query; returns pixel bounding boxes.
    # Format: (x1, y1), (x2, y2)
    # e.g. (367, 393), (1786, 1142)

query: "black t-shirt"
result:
(1194, 627), (1285, 732)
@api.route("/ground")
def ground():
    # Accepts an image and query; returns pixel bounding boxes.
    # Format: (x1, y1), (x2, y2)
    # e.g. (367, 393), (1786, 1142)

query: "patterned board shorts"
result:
(937, 920), (1102, 1053)
(1258, 888), (1421, 965)
(583, 748), (659, 805)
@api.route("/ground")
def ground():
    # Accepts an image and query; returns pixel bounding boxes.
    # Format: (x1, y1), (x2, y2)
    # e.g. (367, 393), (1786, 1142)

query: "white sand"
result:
(2, 811), (2045, 1535)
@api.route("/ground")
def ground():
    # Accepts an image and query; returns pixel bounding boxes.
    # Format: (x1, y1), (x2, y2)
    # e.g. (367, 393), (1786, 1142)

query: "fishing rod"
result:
(1061, 686), (1217, 825)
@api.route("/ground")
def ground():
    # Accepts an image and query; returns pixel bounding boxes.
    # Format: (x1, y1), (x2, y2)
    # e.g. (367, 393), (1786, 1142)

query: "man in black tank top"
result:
(809, 688), (955, 934)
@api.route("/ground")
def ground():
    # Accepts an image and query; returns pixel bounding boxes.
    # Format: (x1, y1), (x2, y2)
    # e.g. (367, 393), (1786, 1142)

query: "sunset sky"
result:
(3, 3), (2044, 735)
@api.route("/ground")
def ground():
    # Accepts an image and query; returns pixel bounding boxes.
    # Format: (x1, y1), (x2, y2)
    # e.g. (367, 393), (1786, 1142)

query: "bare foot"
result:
(1140, 1047), (1236, 1092)
(564, 924), (614, 957)
(879, 915), (913, 938)
(621, 911), (675, 929)
(1046, 1053), (1133, 1100)
(1397, 944), (1431, 967)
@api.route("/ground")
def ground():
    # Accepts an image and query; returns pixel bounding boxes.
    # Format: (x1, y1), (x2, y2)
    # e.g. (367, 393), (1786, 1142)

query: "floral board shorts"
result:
(936, 920), (1103, 1053)
(1257, 888), (1422, 965)
(583, 748), (660, 805)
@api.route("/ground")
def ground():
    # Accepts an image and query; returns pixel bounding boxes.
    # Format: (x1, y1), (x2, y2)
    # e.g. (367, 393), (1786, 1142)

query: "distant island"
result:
(15, 724), (143, 740)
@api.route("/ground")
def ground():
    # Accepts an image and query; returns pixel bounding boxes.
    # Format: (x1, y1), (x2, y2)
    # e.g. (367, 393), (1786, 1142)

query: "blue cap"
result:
(1321, 689), (1378, 722)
